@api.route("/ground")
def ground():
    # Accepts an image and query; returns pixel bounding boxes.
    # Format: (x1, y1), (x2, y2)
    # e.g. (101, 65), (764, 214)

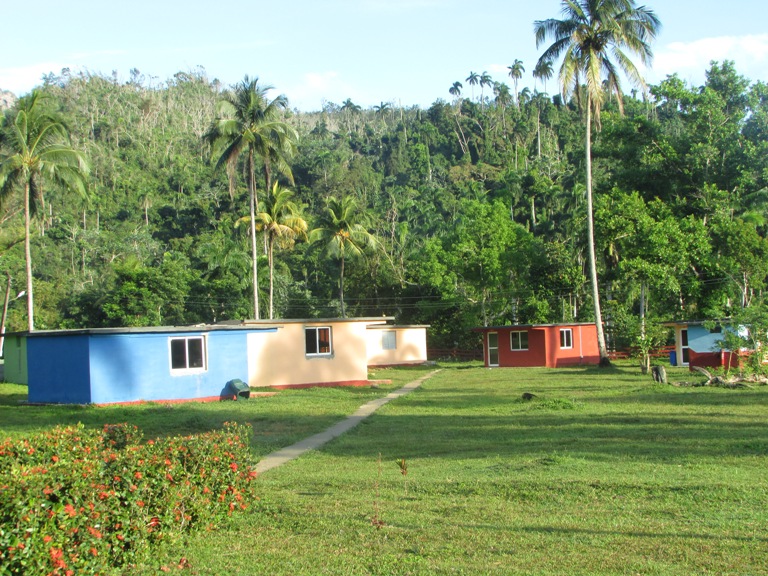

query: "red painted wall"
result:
(688, 349), (740, 370)
(496, 328), (547, 367)
(479, 324), (600, 368)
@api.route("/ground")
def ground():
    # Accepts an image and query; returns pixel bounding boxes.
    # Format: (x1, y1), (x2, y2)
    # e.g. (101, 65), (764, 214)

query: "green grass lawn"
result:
(3, 363), (767, 574)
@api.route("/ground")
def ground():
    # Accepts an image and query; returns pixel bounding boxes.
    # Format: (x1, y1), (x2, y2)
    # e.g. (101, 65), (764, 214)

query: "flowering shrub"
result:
(0, 422), (258, 575)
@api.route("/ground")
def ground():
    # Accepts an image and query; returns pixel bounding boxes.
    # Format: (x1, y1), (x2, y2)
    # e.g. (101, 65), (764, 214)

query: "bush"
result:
(0, 422), (258, 575)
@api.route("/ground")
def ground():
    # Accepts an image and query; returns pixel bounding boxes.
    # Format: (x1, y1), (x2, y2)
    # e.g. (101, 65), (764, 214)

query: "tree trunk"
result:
(24, 183), (34, 331)
(268, 235), (274, 320)
(339, 254), (346, 318)
(585, 102), (608, 365)
(248, 149), (260, 319)
(0, 273), (11, 355)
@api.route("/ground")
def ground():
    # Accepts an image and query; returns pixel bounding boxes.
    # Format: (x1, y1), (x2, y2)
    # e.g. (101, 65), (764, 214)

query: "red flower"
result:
(51, 455), (59, 463)
(134, 471), (143, 480)
(229, 463), (238, 472)
(49, 547), (66, 569)
(63, 504), (77, 518)
(88, 526), (102, 539)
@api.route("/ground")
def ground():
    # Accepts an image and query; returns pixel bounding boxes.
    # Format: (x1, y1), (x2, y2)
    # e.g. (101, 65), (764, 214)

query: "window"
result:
(381, 330), (397, 351)
(305, 327), (332, 356)
(560, 328), (573, 349)
(170, 336), (207, 373)
(510, 331), (528, 350)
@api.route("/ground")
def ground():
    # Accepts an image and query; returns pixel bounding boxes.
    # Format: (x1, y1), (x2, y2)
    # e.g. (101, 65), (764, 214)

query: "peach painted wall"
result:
(246, 320), (371, 388)
(366, 326), (428, 366)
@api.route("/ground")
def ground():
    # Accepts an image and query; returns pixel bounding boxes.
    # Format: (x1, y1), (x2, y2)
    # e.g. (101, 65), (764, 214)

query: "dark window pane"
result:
(520, 331), (528, 349)
(188, 338), (204, 368)
(306, 329), (318, 354)
(318, 328), (331, 353)
(170, 339), (187, 369)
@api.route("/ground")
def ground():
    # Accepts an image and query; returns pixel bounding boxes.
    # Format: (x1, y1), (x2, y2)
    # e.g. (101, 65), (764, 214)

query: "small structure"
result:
(665, 320), (739, 370)
(366, 324), (429, 367)
(473, 322), (600, 368)
(4, 317), (426, 404)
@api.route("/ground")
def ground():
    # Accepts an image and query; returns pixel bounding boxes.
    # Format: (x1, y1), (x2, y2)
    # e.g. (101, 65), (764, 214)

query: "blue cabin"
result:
(5, 325), (276, 404)
(665, 320), (740, 370)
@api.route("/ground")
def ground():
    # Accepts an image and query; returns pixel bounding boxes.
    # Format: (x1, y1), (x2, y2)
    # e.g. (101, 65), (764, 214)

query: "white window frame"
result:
(560, 328), (573, 349)
(305, 326), (333, 357)
(169, 335), (207, 375)
(381, 330), (397, 351)
(510, 330), (528, 351)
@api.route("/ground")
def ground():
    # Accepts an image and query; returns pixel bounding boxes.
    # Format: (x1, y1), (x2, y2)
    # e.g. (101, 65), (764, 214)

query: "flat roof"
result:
(472, 322), (597, 331)
(7, 317), (398, 338)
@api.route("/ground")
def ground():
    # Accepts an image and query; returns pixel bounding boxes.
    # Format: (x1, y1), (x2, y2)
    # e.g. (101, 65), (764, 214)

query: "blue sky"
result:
(2, 0), (766, 111)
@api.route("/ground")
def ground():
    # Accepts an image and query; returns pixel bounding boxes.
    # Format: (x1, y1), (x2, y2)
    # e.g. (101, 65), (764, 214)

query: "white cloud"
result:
(0, 63), (64, 95)
(649, 34), (768, 85)
(283, 71), (357, 111)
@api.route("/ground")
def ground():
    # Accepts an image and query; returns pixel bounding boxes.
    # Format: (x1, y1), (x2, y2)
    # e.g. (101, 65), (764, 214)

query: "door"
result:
(487, 332), (499, 367)
(680, 329), (690, 365)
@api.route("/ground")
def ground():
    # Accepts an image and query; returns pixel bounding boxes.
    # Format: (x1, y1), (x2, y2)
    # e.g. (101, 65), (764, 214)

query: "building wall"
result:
(27, 335), (92, 403)
(24, 329), (270, 404)
(247, 321), (370, 388)
(366, 326), (428, 366)
(481, 324), (600, 368)
(550, 324), (600, 367)
(495, 328), (547, 367)
(672, 324), (737, 369)
(87, 331), (253, 404)
(2, 334), (28, 385)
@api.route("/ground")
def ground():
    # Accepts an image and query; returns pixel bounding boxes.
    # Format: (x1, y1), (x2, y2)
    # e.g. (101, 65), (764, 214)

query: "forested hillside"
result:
(1, 60), (767, 350)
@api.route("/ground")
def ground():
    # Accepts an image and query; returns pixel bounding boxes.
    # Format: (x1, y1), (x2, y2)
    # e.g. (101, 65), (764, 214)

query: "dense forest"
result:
(1, 58), (767, 352)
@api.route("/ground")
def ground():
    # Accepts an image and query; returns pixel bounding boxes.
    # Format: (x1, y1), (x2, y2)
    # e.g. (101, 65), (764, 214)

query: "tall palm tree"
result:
(534, 0), (660, 365)
(533, 59), (554, 95)
(466, 72), (480, 101)
(204, 75), (298, 319)
(254, 182), (307, 319)
(507, 59), (526, 106)
(0, 91), (89, 331)
(479, 71), (493, 105)
(310, 196), (376, 318)
(449, 81), (463, 101)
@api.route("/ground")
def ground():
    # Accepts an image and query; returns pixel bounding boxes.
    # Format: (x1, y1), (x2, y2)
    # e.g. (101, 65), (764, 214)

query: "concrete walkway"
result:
(255, 369), (440, 474)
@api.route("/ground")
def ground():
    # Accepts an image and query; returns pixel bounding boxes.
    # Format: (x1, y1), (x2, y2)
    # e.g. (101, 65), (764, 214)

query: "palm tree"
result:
(254, 182), (308, 319)
(533, 59), (554, 95)
(480, 71), (493, 105)
(340, 98), (362, 134)
(0, 91), (89, 331)
(139, 191), (153, 226)
(507, 59), (525, 106)
(310, 196), (376, 318)
(449, 81), (463, 101)
(534, 0), (660, 365)
(466, 72), (480, 101)
(204, 75), (298, 319)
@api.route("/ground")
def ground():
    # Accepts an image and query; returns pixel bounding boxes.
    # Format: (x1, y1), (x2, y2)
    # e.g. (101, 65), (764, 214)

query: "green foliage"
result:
(0, 422), (258, 575)
(712, 300), (768, 375)
(2, 57), (768, 352)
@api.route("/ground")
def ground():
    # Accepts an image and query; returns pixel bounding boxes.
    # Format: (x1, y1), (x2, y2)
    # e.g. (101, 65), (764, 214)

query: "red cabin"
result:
(473, 323), (600, 368)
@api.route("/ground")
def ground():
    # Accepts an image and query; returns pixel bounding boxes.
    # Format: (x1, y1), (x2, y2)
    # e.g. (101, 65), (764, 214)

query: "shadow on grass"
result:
(320, 408), (768, 462)
(436, 524), (768, 543)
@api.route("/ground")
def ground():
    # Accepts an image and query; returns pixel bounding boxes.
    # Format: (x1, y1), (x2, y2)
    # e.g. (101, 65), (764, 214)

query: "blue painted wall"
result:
(687, 324), (724, 354)
(27, 335), (92, 404)
(87, 330), (255, 403)
(26, 328), (275, 404)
